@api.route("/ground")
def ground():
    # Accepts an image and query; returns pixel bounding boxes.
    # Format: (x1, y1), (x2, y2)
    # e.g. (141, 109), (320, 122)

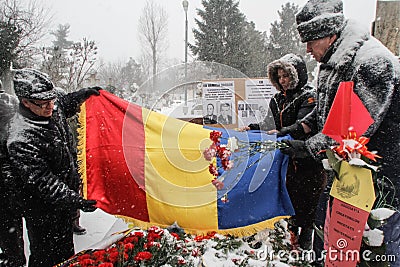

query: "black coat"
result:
(302, 20), (400, 207)
(6, 90), (87, 214)
(0, 91), (19, 211)
(0, 91), (18, 159)
(265, 87), (316, 139)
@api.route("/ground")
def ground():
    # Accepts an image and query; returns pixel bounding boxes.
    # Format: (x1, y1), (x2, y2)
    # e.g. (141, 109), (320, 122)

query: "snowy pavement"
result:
(73, 209), (129, 253)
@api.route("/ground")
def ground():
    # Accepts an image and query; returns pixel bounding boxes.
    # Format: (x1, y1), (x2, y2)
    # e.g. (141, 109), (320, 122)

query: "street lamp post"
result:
(182, 0), (189, 110)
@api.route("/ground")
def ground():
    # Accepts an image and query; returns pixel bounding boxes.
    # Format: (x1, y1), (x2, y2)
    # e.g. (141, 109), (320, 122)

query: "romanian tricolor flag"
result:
(78, 90), (293, 236)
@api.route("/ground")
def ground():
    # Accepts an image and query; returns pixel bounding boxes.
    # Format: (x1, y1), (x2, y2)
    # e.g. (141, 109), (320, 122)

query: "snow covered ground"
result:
(73, 209), (128, 253)
(21, 207), (397, 266)
(71, 210), (292, 267)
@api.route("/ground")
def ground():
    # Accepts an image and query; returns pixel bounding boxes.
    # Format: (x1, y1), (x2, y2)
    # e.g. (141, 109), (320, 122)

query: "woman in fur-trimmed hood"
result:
(267, 53), (308, 93)
(258, 53), (315, 138)
(249, 53), (326, 250)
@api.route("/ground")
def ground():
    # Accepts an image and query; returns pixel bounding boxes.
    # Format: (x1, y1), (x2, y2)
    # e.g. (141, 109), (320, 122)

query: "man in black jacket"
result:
(0, 81), (25, 266)
(6, 69), (100, 267)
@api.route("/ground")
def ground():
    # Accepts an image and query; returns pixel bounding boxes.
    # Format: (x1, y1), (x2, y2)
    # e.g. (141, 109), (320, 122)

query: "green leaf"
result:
(326, 149), (342, 179)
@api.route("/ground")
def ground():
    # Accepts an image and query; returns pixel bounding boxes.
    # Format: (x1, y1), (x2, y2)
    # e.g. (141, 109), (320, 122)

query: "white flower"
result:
(342, 139), (362, 159)
(227, 137), (239, 151)
(348, 158), (378, 172)
(321, 159), (332, 170)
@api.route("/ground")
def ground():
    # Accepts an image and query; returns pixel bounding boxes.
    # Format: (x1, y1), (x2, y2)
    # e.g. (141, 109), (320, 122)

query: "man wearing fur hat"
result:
(5, 69), (101, 266)
(280, 0), (400, 265)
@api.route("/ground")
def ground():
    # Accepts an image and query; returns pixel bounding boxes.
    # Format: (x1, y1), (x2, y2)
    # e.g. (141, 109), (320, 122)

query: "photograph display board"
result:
(202, 81), (236, 125)
(237, 79), (277, 128)
(201, 78), (277, 128)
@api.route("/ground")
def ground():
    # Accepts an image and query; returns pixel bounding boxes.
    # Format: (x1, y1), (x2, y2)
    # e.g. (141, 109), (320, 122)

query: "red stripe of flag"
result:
(85, 91), (149, 221)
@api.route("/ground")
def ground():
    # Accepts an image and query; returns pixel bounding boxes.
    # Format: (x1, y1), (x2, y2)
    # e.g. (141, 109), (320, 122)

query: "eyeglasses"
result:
(28, 99), (56, 109)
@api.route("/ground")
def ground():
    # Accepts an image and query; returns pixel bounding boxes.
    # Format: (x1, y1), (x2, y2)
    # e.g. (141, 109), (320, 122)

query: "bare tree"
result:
(40, 23), (98, 92)
(97, 57), (143, 100)
(0, 0), (51, 69)
(0, 0), (51, 92)
(65, 38), (98, 91)
(138, 0), (168, 80)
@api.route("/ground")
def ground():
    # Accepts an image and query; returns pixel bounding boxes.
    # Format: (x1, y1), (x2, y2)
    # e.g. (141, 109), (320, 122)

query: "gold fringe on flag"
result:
(77, 102), (88, 198)
(117, 215), (289, 237)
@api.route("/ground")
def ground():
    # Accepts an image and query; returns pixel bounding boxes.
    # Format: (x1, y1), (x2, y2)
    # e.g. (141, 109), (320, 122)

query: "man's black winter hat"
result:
(13, 68), (56, 100)
(296, 0), (345, 43)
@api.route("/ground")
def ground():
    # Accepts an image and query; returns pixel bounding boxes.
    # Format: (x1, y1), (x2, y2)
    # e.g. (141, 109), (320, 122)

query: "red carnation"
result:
(147, 232), (162, 241)
(134, 251), (153, 261)
(134, 231), (144, 237)
(124, 242), (135, 251)
(98, 263), (113, 267)
(108, 251), (119, 262)
(77, 254), (91, 261)
(210, 130), (222, 143)
(93, 250), (106, 261)
(123, 235), (139, 244)
(209, 164), (218, 176)
(171, 232), (180, 240)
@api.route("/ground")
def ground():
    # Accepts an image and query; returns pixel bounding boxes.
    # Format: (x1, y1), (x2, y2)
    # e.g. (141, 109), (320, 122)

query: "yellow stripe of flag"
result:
(142, 109), (219, 231)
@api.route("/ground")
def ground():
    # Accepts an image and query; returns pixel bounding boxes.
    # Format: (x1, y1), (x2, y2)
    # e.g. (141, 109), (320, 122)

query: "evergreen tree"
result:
(191, 0), (257, 76)
(266, 3), (305, 61)
(40, 25), (98, 92)
(41, 24), (74, 87)
(243, 21), (268, 78)
(51, 24), (74, 51)
(0, 21), (20, 76)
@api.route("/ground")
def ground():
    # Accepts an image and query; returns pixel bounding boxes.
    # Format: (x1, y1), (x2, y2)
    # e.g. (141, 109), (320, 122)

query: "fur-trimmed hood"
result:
(267, 53), (308, 92)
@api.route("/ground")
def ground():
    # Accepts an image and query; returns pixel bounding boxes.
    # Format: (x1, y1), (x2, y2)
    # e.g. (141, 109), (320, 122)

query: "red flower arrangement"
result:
(59, 226), (206, 267)
(203, 131), (234, 192)
(330, 128), (380, 162)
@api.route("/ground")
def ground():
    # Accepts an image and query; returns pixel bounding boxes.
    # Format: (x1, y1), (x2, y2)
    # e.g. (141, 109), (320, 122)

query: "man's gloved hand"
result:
(279, 139), (310, 158)
(277, 122), (304, 138)
(248, 123), (260, 130)
(80, 86), (102, 101)
(78, 199), (97, 212)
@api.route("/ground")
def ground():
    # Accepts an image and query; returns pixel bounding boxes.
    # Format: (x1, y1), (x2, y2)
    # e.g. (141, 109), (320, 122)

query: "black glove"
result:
(78, 199), (97, 212)
(279, 139), (310, 158)
(80, 86), (102, 101)
(248, 123), (260, 130)
(277, 122), (305, 139)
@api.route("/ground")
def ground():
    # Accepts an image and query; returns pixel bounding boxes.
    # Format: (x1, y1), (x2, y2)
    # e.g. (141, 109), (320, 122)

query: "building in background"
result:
(373, 0), (400, 56)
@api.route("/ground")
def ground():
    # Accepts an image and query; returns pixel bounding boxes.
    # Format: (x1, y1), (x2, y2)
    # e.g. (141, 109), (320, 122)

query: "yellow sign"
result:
(330, 161), (375, 212)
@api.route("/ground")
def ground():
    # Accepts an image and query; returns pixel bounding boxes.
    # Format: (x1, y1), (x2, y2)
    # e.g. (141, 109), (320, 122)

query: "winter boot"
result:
(73, 218), (86, 235)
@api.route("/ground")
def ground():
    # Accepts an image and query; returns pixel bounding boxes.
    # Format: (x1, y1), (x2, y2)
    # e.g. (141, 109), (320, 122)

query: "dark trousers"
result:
(0, 204), (25, 267)
(286, 159), (326, 229)
(24, 209), (74, 267)
(313, 173), (334, 264)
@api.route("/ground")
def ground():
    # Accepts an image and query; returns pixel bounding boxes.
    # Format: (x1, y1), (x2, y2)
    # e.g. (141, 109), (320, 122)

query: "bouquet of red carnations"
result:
(59, 226), (205, 267)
